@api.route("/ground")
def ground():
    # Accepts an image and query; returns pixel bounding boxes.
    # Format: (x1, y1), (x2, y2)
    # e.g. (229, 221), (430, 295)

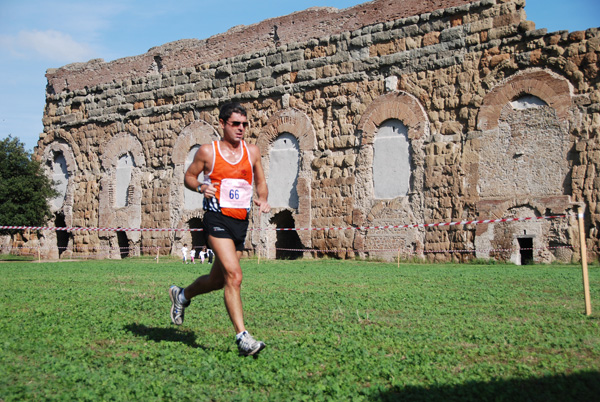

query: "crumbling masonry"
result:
(26, 0), (600, 262)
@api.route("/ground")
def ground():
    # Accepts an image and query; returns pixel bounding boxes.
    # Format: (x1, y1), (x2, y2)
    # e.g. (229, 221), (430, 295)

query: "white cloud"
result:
(0, 30), (97, 63)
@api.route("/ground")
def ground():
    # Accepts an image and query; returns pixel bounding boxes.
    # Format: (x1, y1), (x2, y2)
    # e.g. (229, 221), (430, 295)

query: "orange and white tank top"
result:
(203, 141), (254, 220)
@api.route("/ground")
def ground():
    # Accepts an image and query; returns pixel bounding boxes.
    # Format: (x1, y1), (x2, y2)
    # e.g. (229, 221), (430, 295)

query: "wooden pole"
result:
(257, 212), (261, 265)
(397, 248), (400, 268)
(577, 205), (592, 316)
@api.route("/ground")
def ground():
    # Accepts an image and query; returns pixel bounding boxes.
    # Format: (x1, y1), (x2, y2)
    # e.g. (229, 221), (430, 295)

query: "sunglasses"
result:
(227, 121), (249, 128)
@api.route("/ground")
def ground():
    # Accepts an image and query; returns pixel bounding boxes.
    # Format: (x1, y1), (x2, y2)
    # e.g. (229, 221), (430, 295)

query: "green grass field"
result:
(1, 258), (599, 401)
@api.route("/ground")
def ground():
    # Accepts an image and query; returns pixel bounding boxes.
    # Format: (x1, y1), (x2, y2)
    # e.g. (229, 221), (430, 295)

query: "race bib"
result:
(219, 179), (252, 209)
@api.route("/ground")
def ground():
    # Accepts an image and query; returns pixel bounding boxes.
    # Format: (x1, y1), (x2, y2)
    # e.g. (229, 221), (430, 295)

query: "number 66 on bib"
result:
(219, 178), (253, 209)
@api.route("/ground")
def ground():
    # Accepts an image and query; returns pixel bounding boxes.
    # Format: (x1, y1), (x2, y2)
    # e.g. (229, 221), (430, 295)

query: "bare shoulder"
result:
(196, 142), (214, 161)
(246, 143), (262, 163)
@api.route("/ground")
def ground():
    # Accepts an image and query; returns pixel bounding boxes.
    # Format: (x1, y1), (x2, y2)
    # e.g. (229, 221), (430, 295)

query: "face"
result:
(220, 112), (248, 143)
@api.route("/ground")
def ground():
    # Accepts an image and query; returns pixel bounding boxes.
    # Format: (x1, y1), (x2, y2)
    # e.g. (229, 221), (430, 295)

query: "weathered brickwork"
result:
(24, 0), (600, 262)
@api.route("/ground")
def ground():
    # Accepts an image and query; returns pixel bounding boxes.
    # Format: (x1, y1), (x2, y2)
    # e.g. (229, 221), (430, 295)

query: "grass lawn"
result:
(1, 258), (599, 401)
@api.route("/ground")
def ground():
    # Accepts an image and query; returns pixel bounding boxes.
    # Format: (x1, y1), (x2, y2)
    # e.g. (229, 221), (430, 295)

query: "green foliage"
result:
(0, 253), (35, 261)
(0, 136), (57, 232)
(1, 259), (598, 401)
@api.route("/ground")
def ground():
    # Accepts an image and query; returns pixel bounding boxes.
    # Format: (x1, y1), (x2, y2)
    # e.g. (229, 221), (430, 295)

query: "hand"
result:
(254, 198), (270, 213)
(203, 184), (217, 199)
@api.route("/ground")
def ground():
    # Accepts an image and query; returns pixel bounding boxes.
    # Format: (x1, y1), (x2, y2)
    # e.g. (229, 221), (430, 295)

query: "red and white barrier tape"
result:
(268, 214), (569, 231)
(2, 244), (574, 256)
(0, 226), (203, 232)
(0, 214), (569, 234)
(274, 245), (574, 254)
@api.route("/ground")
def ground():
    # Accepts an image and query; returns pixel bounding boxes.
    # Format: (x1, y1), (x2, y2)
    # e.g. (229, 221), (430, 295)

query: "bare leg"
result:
(183, 259), (225, 298)
(185, 235), (246, 334)
(213, 236), (245, 334)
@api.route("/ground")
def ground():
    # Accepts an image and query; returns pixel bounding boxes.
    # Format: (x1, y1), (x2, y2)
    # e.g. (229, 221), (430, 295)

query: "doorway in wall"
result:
(188, 217), (206, 256)
(116, 231), (129, 259)
(517, 237), (534, 265)
(270, 210), (304, 260)
(55, 213), (69, 257)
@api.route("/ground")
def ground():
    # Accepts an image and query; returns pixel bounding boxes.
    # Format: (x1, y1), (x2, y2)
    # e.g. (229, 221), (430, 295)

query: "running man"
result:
(169, 102), (270, 356)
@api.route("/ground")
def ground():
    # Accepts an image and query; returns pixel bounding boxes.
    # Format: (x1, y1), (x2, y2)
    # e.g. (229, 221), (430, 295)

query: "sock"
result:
(236, 330), (248, 341)
(178, 290), (188, 304)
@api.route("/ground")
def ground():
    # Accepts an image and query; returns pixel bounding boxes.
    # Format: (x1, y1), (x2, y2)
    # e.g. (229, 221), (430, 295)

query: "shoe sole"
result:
(169, 287), (183, 326)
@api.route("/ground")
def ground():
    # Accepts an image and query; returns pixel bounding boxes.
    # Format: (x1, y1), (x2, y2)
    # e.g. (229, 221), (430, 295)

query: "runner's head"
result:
(220, 103), (249, 141)
(219, 103), (247, 123)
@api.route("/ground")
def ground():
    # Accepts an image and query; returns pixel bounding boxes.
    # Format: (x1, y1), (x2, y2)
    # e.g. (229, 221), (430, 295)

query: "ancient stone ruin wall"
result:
(32, 0), (599, 262)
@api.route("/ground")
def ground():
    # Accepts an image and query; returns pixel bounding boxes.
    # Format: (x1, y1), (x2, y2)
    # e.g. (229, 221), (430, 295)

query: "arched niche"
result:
(355, 91), (430, 260)
(475, 69), (573, 199)
(41, 140), (78, 259)
(477, 68), (572, 132)
(373, 119), (411, 199)
(268, 133), (300, 209)
(184, 145), (203, 211)
(98, 133), (146, 258)
(474, 69), (575, 264)
(257, 108), (316, 252)
(115, 153), (135, 208)
(42, 140), (78, 219)
(170, 120), (220, 252)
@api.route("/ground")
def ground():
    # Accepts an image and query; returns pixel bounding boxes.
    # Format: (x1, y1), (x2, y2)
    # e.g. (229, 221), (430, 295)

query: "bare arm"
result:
(248, 144), (270, 213)
(184, 144), (217, 198)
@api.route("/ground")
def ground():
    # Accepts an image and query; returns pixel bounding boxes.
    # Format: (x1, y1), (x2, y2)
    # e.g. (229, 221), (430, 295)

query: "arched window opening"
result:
(55, 213), (69, 257)
(115, 153), (134, 208)
(373, 119), (411, 199)
(50, 152), (69, 209)
(270, 210), (303, 260)
(268, 133), (300, 209)
(510, 95), (547, 110)
(116, 231), (129, 259)
(188, 217), (206, 255)
(184, 145), (204, 210)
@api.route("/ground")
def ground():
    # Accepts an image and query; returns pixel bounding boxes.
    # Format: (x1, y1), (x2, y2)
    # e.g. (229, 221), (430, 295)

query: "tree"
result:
(0, 136), (57, 233)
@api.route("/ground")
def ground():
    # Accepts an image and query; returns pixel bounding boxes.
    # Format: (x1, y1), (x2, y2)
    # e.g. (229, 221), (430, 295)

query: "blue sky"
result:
(0, 0), (598, 152)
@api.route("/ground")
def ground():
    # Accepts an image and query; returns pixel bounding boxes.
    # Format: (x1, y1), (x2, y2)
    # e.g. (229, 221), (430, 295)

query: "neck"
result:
(221, 139), (242, 149)
(219, 140), (243, 161)
(221, 139), (243, 150)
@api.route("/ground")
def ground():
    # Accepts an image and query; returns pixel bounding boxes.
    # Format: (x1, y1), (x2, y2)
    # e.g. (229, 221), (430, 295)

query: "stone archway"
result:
(257, 108), (317, 255)
(474, 68), (576, 263)
(477, 68), (572, 132)
(170, 120), (220, 254)
(41, 140), (78, 259)
(354, 91), (430, 259)
(99, 133), (146, 258)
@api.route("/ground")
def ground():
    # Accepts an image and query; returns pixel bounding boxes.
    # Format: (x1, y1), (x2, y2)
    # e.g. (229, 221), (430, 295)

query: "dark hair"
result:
(219, 102), (247, 122)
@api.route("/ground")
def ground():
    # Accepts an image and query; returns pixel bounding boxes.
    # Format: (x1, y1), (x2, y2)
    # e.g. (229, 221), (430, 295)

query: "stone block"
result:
(297, 69), (317, 81)
(282, 50), (304, 63)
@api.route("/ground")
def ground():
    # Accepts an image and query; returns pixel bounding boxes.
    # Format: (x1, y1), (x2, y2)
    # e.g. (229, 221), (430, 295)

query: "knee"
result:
(224, 271), (243, 288)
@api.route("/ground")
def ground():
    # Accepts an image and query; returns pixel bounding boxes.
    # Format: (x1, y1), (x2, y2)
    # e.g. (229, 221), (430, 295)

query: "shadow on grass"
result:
(124, 323), (208, 350)
(377, 370), (600, 401)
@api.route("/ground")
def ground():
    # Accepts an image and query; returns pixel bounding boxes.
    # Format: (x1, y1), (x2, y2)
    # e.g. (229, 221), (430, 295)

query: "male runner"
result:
(169, 103), (270, 356)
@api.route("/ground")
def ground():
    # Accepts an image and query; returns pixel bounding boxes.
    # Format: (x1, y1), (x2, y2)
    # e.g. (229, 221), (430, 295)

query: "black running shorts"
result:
(203, 210), (249, 252)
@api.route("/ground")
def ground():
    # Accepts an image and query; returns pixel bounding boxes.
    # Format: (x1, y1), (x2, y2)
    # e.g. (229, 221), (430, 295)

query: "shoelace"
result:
(239, 334), (257, 348)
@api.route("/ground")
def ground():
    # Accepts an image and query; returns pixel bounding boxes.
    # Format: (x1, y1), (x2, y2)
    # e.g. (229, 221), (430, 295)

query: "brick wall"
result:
(32, 0), (600, 262)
